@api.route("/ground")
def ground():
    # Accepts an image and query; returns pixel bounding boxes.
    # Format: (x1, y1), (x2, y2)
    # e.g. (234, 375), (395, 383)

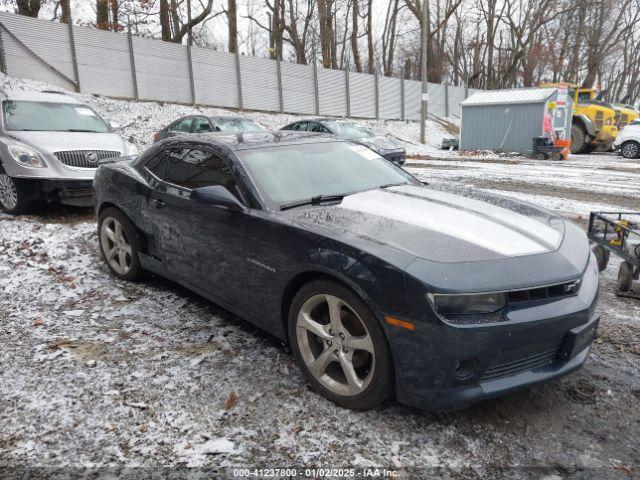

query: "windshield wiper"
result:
(280, 194), (346, 211)
(64, 129), (101, 133)
(379, 182), (409, 189)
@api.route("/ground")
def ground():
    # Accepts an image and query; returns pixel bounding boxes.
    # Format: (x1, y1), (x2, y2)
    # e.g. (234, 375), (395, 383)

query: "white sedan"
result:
(614, 118), (640, 158)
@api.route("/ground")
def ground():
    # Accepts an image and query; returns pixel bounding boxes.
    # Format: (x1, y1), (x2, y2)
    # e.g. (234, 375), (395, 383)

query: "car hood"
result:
(356, 136), (404, 152)
(284, 184), (567, 264)
(8, 131), (126, 154)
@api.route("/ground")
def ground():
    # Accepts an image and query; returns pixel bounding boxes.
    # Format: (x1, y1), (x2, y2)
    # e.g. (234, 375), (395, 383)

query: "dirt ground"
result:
(1, 152), (639, 479)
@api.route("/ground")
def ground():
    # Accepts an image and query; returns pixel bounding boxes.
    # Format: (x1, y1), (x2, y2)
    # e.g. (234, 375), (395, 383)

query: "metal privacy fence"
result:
(0, 11), (480, 120)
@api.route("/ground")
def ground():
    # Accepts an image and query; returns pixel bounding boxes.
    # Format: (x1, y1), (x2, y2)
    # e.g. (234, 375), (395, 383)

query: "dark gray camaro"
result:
(94, 131), (600, 411)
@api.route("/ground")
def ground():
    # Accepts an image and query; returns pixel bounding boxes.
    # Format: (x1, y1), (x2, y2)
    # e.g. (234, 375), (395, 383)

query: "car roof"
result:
(164, 130), (341, 151)
(1, 89), (84, 104)
(208, 115), (256, 122)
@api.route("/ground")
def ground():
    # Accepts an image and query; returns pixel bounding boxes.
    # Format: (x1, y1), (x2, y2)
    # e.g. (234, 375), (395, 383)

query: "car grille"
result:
(54, 150), (121, 169)
(506, 279), (581, 304)
(481, 347), (560, 381)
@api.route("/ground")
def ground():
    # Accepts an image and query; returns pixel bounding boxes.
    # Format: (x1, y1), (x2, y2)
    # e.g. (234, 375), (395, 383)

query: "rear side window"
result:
(286, 122), (308, 131)
(163, 148), (238, 193)
(169, 118), (193, 133)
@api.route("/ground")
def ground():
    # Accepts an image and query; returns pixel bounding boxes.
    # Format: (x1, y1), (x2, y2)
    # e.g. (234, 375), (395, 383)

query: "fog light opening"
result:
(454, 358), (479, 379)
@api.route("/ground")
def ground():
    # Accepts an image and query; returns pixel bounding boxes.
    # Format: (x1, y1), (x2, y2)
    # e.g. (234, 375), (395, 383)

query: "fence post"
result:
(235, 50), (243, 110)
(66, 21), (81, 92)
(127, 30), (139, 100)
(186, 45), (196, 105)
(400, 70), (405, 121)
(374, 73), (379, 120)
(0, 29), (6, 74)
(276, 59), (284, 113)
(313, 63), (320, 115)
(345, 68), (351, 118)
(444, 82), (449, 117)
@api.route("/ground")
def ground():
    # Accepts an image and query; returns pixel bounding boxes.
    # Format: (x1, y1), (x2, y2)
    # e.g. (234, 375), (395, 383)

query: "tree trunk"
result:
(160, 0), (172, 41)
(96, 0), (109, 30)
(17, 0), (41, 18)
(59, 0), (71, 24)
(228, 0), (238, 53)
(351, 0), (363, 72)
(366, 0), (374, 73)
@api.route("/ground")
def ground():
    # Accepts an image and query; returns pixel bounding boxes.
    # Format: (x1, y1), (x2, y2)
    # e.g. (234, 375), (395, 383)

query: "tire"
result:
(621, 141), (640, 159)
(288, 279), (394, 410)
(0, 171), (33, 214)
(617, 262), (634, 292)
(98, 207), (145, 281)
(570, 125), (587, 154)
(592, 245), (609, 272)
(582, 144), (596, 154)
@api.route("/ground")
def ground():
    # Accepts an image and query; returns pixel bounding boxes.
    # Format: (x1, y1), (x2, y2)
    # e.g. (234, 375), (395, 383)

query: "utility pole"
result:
(420, 0), (428, 144)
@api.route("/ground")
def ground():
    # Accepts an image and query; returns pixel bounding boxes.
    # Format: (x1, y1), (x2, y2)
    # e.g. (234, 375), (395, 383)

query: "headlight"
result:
(429, 292), (507, 315)
(125, 142), (139, 155)
(8, 145), (46, 168)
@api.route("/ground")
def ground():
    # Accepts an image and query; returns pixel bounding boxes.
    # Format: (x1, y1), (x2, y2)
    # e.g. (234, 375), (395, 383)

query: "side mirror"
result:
(190, 185), (245, 211)
(109, 120), (121, 130)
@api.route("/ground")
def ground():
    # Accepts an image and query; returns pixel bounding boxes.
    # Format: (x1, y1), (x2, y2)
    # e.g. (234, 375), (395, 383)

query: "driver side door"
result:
(146, 146), (249, 306)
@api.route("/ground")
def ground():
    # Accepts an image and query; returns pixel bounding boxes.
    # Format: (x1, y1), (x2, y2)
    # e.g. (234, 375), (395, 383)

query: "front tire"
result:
(592, 245), (610, 272)
(621, 141), (640, 159)
(288, 279), (394, 410)
(0, 172), (32, 214)
(98, 207), (145, 281)
(570, 125), (587, 154)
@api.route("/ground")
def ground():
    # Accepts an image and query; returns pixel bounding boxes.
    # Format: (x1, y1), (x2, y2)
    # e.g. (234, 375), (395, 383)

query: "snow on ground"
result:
(1, 74), (640, 477)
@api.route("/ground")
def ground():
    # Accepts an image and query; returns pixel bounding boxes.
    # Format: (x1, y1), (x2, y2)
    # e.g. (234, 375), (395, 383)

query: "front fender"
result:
(574, 114), (596, 136)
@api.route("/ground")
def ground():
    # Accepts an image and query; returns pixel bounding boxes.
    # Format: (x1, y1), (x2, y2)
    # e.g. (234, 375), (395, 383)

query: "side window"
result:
(163, 148), (238, 194)
(310, 122), (327, 133)
(169, 118), (193, 133)
(144, 151), (167, 179)
(288, 121), (308, 131)
(193, 117), (213, 133)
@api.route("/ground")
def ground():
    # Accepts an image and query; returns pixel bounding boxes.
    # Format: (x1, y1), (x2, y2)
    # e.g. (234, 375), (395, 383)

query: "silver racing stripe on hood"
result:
(338, 188), (563, 257)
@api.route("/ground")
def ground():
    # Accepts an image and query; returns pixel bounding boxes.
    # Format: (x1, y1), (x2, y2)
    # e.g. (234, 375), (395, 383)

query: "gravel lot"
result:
(0, 74), (639, 478)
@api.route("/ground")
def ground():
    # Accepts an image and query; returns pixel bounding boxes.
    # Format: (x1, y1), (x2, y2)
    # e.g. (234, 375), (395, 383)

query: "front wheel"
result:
(570, 125), (587, 154)
(0, 173), (32, 214)
(98, 207), (145, 281)
(621, 141), (640, 159)
(288, 280), (394, 410)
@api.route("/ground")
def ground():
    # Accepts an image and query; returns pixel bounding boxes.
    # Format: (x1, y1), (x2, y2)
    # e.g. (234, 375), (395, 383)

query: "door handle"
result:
(152, 199), (166, 209)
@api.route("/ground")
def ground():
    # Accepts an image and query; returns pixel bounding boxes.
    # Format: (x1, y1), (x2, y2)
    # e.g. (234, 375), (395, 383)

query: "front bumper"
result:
(388, 255), (600, 411)
(34, 179), (94, 206)
(595, 126), (617, 144)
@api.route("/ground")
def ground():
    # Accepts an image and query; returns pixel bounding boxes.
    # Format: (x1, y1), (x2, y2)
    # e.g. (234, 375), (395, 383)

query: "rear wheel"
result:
(570, 125), (587, 154)
(0, 172), (32, 214)
(288, 280), (393, 410)
(618, 262), (634, 292)
(98, 207), (145, 281)
(621, 141), (640, 159)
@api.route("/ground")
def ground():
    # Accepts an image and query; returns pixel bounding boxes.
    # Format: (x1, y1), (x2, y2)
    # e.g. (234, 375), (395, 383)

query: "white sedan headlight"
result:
(8, 145), (46, 168)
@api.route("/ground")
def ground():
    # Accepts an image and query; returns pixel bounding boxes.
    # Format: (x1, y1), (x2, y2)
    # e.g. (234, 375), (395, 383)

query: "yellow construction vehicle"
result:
(541, 83), (618, 154)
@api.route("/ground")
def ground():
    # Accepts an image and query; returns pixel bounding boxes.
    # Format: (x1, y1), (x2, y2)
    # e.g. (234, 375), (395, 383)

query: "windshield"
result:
(237, 141), (416, 208)
(213, 118), (265, 133)
(2, 100), (110, 133)
(324, 121), (375, 139)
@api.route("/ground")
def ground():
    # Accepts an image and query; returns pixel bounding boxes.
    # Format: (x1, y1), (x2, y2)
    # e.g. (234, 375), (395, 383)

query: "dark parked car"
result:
(153, 115), (265, 142)
(94, 132), (599, 411)
(281, 118), (406, 165)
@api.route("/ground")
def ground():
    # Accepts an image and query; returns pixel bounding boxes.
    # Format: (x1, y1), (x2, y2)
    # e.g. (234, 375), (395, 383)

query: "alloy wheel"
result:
(0, 174), (18, 210)
(296, 294), (375, 397)
(100, 217), (133, 275)
(622, 142), (639, 158)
